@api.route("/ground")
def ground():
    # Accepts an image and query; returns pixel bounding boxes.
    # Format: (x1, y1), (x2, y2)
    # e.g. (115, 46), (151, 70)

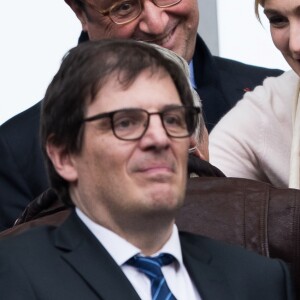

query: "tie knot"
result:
(127, 253), (175, 280)
(126, 253), (177, 300)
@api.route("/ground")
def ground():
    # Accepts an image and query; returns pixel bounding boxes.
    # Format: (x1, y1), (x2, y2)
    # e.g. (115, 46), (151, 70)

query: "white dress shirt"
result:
(189, 60), (197, 89)
(76, 208), (201, 300)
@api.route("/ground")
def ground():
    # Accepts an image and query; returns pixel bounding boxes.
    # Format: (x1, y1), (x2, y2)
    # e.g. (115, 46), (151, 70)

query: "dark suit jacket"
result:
(0, 211), (294, 299)
(0, 34), (283, 230)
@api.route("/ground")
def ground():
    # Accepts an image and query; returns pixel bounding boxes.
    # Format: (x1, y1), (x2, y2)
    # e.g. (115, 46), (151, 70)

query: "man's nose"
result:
(138, 1), (169, 35)
(140, 115), (170, 149)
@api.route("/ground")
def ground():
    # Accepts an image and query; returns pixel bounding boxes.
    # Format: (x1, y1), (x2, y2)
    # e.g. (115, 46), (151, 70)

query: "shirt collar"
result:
(189, 60), (197, 89)
(75, 208), (183, 266)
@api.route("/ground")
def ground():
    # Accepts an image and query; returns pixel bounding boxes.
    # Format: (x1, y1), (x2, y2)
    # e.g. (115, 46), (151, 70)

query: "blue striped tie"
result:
(127, 253), (177, 300)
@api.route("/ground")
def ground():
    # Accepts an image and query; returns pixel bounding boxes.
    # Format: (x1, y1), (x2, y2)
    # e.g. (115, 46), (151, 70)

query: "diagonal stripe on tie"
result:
(127, 253), (177, 300)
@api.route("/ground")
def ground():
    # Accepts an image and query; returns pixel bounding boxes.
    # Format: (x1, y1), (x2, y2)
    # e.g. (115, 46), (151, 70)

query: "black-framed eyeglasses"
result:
(78, 0), (182, 25)
(83, 106), (200, 141)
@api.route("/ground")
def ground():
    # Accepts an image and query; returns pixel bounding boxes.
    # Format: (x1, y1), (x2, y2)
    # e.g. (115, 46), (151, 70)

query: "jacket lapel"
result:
(180, 232), (234, 300)
(53, 211), (141, 300)
(193, 35), (231, 132)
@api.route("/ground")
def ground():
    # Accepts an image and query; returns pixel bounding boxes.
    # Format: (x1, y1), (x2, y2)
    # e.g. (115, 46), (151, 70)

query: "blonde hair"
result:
(255, 0), (265, 20)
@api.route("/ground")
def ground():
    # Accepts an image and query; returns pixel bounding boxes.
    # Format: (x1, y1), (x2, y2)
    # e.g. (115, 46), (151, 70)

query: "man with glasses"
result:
(0, 0), (282, 230)
(0, 39), (293, 300)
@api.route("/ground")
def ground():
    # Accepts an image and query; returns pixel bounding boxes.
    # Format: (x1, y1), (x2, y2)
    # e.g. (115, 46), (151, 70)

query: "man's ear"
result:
(198, 126), (209, 161)
(46, 140), (78, 182)
(64, 0), (88, 31)
(189, 130), (209, 161)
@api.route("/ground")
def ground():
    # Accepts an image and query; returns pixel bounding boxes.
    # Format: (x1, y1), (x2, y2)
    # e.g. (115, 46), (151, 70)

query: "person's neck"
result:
(105, 215), (175, 256)
(74, 198), (176, 256)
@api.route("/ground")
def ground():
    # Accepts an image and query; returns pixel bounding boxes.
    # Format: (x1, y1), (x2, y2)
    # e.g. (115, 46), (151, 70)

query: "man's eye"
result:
(115, 118), (135, 129)
(114, 112), (144, 131)
(164, 114), (185, 127)
(113, 1), (135, 16)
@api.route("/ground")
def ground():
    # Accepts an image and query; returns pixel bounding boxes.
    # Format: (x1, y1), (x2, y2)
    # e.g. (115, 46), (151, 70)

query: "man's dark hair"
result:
(41, 39), (195, 205)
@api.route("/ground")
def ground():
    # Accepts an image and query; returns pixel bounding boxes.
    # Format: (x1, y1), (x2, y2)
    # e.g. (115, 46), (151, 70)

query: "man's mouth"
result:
(141, 27), (177, 47)
(134, 160), (175, 176)
(140, 164), (173, 173)
(138, 167), (175, 182)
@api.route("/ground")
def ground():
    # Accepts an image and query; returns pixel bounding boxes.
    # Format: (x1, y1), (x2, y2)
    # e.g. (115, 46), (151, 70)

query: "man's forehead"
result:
(92, 0), (119, 7)
(86, 71), (180, 112)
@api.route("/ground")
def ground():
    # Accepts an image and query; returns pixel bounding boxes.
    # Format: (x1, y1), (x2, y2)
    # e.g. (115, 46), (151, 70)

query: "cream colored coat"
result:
(209, 70), (300, 188)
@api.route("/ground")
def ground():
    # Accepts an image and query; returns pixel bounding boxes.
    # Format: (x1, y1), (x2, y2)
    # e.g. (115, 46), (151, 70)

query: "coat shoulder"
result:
(180, 231), (290, 279)
(0, 225), (55, 255)
(0, 101), (41, 140)
(213, 56), (283, 78)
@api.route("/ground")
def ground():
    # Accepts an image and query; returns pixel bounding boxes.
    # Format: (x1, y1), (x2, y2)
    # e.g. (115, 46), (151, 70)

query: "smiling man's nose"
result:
(138, 1), (169, 35)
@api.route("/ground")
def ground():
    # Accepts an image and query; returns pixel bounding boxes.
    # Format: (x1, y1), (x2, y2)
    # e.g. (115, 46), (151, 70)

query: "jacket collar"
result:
(54, 211), (233, 300)
(53, 211), (141, 300)
(180, 232), (234, 300)
(192, 35), (230, 132)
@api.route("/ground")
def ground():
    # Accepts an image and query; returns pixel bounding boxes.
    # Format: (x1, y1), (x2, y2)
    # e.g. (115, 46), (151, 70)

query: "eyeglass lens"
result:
(109, 0), (182, 24)
(110, 0), (141, 24)
(111, 106), (198, 140)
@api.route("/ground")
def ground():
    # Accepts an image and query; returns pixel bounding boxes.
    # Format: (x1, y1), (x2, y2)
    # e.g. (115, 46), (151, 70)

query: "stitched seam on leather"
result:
(242, 182), (246, 248)
(261, 184), (270, 257)
(292, 189), (300, 291)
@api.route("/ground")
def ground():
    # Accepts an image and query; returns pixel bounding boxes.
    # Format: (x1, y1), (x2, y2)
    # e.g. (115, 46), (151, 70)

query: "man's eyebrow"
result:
(100, 0), (115, 6)
(162, 104), (184, 109)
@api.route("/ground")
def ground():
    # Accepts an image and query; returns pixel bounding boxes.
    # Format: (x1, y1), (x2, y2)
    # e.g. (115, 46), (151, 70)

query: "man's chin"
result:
(145, 185), (184, 210)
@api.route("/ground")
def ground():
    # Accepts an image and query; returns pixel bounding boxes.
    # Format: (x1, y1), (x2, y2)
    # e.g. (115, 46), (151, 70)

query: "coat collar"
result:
(53, 211), (233, 300)
(192, 35), (230, 132)
(53, 211), (141, 300)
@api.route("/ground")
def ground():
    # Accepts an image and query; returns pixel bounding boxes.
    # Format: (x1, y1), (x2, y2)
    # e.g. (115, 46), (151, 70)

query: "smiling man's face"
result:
(65, 0), (199, 62)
